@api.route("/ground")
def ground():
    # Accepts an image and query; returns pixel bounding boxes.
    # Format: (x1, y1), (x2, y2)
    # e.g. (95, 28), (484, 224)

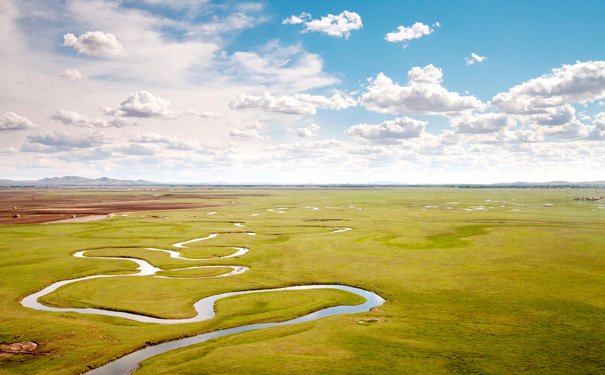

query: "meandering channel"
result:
(21, 225), (385, 375)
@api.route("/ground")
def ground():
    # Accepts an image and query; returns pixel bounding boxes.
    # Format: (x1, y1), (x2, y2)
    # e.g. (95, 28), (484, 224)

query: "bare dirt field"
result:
(0, 190), (264, 224)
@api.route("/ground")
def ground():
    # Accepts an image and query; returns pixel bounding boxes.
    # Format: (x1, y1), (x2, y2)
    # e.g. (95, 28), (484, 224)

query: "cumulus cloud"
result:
(539, 121), (592, 140)
(130, 133), (174, 144)
(489, 61), (605, 139)
(297, 124), (320, 137)
(63, 31), (125, 57)
(587, 112), (605, 139)
(282, 12), (311, 25)
(451, 113), (515, 134)
(283, 11), (362, 39)
(188, 110), (221, 118)
(464, 52), (487, 65)
(385, 22), (434, 43)
(104, 91), (189, 119)
(60, 69), (82, 80)
(230, 121), (270, 140)
(362, 65), (486, 115)
(347, 116), (427, 144)
(230, 128), (269, 140)
(519, 104), (579, 127)
(51, 110), (137, 128)
(0, 112), (37, 131)
(491, 61), (605, 115)
(594, 112), (605, 129)
(23, 131), (109, 152)
(229, 92), (358, 115)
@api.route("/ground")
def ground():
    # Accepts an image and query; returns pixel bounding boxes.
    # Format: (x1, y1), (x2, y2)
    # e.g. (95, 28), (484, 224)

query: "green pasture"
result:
(0, 188), (603, 374)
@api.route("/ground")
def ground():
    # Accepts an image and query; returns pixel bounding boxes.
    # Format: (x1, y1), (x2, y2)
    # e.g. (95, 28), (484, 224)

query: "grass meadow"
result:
(0, 188), (603, 374)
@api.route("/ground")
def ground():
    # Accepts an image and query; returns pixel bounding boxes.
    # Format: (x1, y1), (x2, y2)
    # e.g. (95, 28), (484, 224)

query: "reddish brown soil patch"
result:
(0, 189), (261, 224)
(0, 341), (38, 357)
(161, 193), (269, 199)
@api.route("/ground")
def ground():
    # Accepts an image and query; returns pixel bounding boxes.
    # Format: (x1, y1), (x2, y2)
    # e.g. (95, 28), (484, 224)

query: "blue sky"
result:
(1, 0), (604, 183)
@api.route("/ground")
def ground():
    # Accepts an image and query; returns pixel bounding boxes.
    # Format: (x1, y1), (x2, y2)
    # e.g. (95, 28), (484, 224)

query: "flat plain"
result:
(0, 188), (603, 374)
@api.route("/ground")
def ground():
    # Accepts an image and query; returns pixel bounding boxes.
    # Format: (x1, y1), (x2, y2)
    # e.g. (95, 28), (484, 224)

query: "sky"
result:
(1, 0), (604, 184)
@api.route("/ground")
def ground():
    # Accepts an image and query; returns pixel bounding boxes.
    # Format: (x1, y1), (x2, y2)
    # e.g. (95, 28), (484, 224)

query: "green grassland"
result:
(0, 188), (603, 374)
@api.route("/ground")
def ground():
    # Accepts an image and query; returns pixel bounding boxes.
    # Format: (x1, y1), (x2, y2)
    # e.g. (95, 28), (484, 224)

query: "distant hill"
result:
(489, 181), (605, 188)
(0, 177), (604, 188)
(0, 176), (156, 187)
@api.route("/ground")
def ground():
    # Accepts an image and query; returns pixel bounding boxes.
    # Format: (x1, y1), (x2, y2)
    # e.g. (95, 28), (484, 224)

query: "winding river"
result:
(21, 224), (385, 375)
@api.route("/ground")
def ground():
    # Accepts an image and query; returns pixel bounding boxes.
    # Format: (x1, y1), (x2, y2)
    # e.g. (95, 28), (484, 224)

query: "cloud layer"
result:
(0, 1), (603, 183)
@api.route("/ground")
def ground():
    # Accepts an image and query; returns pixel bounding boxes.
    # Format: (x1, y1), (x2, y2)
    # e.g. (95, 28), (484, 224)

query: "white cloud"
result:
(229, 92), (358, 115)
(347, 144), (390, 155)
(129, 133), (174, 144)
(129, 133), (230, 155)
(60, 69), (82, 80)
(230, 120), (269, 140)
(0, 112), (37, 131)
(137, 0), (210, 8)
(540, 121), (592, 140)
(464, 52), (487, 65)
(227, 41), (339, 91)
(297, 124), (320, 137)
(519, 104), (578, 126)
(100, 90), (218, 125)
(362, 65), (486, 115)
(192, 12), (267, 36)
(451, 113), (515, 134)
(488, 61), (605, 140)
(51, 110), (137, 128)
(187, 110), (221, 118)
(464, 129), (544, 145)
(491, 61), (605, 115)
(587, 112), (605, 139)
(385, 22), (434, 43)
(23, 131), (109, 151)
(282, 12), (311, 25)
(284, 11), (362, 39)
(63, 31), (125, 57)
(347, 116), (427, 144)
(594, 112), (605, 129)
(112, 143), (156, 156)
(230, 128), (270, 140)
(107, 91), (179, 119)
(243, 120), (267, 129)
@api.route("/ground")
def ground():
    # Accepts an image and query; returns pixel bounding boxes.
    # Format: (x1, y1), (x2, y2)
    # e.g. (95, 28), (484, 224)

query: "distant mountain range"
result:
(0, 176), (155, 187)
(0, 176), (604, 188)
